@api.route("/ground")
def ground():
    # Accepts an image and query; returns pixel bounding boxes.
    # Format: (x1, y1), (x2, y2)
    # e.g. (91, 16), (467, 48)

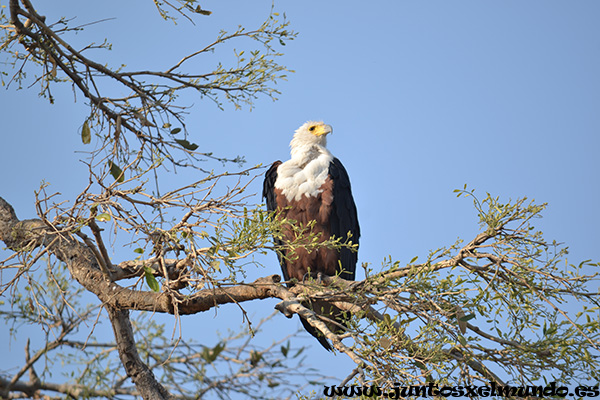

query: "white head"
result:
(290, 120), (333, 157)
(276, 121), (335, 199)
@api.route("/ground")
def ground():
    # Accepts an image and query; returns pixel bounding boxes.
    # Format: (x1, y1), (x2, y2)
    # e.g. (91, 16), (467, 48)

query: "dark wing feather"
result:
(263, 161), (281, 214)
(328, 157), (360, 281)
(262, 161), (290, 282)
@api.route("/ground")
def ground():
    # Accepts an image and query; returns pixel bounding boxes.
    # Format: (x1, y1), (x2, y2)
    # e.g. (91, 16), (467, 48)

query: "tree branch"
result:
(0, 375), (138, 398)
(0, 196), (284, 315)
(106, 306), (170, 400)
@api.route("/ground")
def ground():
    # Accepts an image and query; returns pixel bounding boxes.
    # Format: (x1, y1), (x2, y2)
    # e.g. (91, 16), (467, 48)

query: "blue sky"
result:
(1, 0), (599, 393)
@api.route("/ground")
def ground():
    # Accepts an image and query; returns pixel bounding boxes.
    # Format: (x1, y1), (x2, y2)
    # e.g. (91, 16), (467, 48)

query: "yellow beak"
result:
(312, 124), (333, 136)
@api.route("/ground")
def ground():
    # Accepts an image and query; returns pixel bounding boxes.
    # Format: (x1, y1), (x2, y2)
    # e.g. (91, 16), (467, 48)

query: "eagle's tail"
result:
(298, 301), (350, 351)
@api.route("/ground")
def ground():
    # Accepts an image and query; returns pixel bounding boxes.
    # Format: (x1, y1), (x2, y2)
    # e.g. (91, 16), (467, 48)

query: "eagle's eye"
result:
(308, 126), (316, 132)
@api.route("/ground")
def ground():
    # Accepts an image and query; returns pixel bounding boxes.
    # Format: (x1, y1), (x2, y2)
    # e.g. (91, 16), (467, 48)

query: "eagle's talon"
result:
(302, 271), (322, 283)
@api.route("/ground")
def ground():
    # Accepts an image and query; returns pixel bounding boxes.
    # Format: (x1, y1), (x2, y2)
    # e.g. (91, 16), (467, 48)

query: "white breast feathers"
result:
(275, 150), (333, 202)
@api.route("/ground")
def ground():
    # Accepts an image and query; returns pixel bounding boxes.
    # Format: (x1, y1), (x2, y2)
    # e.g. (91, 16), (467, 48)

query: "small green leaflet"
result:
(281, 342), (289, 357)
(144, 267), (159, 292)
(175, 139), (199, 151)
(195, 5), (212, 15)
(96, 213), (111, 222)
(249, 350), (262, 366)
(81, 120), (91, 144)
(108, 160), (124, 182)
(201, 343), (224, 364)
(414, 360), (426, 370)
(459, 313), (476, 322)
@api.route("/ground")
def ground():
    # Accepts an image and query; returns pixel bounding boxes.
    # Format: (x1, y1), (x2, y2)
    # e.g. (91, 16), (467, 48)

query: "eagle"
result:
(262, 120), (360, 350)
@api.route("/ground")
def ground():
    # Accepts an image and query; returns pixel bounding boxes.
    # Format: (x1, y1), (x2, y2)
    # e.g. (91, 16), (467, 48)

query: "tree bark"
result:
(0, 196), (172, 399)
(107, 306), (171, 400)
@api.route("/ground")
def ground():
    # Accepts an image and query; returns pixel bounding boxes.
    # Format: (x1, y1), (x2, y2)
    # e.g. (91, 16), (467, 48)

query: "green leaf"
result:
(414, 360), (426, 370)
(293, 347), (304, 358)
(250, 350), (262, 366)
(175, 139), (199, 151)
(195, 6), (212, 15)
(210, 260), (221, 272)
(383, 313), (392, 325)
(134, 248), (144, 254)
(144, 267), (160, 292)
(108, 160), (124, 182)
(96, 213), (111, 222)
(81, 120), (91, 144)
(543, 321), (547, 335)
(459, 313), (476, 322)
(170, 127), (182, 135)
(201, 342), (224, 363)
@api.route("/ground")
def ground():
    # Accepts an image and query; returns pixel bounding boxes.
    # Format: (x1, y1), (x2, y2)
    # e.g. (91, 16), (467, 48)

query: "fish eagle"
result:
(263, 120), (360, 350)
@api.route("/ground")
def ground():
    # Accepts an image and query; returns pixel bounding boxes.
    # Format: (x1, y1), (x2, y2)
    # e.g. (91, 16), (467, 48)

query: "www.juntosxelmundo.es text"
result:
(323, 381), (600, 398)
